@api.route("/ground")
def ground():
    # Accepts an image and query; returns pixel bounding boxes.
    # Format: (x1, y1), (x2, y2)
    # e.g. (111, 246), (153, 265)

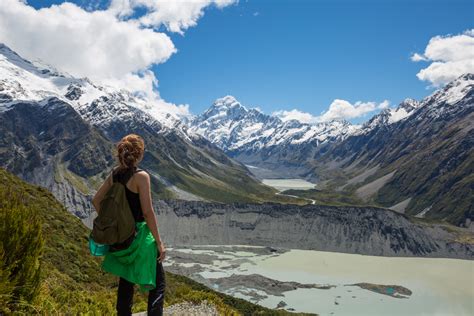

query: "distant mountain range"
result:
(186, 96), (425, 179)
(188, 76), (473, 228)
(0, 43), (472, 228)
(189, 95), (359, 152)
(188, 96), (359, 177)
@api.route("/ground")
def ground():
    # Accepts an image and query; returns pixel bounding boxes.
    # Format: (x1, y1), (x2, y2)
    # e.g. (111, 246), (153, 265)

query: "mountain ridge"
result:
(189, 95), (359, 154)
(187, 74), (474, 227)
(1, 42), (472, 228)
(0, 44), (300, 222)
(309, 73), (474, 227)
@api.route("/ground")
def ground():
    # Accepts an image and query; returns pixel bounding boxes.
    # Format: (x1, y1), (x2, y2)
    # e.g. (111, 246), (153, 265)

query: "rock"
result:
(276, 301), (287, 308)
(346, 283), (412, 299)
(206, 274), (334, 297)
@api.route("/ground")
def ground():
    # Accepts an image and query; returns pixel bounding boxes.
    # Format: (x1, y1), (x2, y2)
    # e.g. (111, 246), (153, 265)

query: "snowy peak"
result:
(0, 43), (44, 77)
(0, 43), (187, 131)
(213, 95), (242, 108)
(0, 43), (70, 81)
(385, 98), (421, 124)
(399, 98), (420, 112)
(189, 96), (359, 153)
(201, 95), (250, 121)
(0, 43), (104, 109)
(360, 99), (420, 133)
(197, 95), (281, 126)
(424, 73), (474, 106)
(412, 73), (474, 121)
(359, 73), (474, 134)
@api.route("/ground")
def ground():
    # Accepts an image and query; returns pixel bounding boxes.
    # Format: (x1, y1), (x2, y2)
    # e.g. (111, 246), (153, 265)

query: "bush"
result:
(0, 187), (44, 313)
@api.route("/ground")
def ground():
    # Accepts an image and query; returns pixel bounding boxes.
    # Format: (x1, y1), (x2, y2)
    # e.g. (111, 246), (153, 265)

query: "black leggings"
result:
(116, 261), (166, 316)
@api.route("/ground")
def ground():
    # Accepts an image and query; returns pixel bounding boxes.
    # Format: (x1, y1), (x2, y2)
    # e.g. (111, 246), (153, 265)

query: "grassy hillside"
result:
(0, 168), (314, 315)
(281, 188), (367, 207)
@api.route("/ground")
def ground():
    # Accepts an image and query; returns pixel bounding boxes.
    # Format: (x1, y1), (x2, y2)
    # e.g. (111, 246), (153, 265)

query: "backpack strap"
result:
(111, 167), (120, 183)
(112, 166), (143, 185)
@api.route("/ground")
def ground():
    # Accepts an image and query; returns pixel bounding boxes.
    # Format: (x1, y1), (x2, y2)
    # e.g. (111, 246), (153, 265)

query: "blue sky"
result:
(17, 0), (474, 122)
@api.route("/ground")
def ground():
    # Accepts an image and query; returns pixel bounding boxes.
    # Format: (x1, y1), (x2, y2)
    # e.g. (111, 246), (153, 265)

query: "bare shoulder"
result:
(134, 170), (150, 183)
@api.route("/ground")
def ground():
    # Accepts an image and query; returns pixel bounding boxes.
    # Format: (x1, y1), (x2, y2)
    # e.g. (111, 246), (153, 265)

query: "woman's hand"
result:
(157, 241), (166, 262)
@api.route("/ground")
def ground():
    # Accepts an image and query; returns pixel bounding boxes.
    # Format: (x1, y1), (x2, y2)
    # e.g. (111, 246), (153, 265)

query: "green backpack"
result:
(91, 169), (136, 245)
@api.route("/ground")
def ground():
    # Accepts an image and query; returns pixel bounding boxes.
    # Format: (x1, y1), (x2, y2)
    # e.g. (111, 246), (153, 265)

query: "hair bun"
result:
(116, 134), (145, 170)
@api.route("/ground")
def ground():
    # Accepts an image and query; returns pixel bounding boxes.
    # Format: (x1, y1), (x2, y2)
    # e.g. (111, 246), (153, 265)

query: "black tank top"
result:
(112, 166), (145, 223)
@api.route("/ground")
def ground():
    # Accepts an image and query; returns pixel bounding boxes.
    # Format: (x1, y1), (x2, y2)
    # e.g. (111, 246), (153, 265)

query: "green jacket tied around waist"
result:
(101, 221), (158, 292)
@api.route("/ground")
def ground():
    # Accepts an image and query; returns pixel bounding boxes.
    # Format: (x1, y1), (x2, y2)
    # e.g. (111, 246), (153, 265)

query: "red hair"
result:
(116, 134), (145, 170)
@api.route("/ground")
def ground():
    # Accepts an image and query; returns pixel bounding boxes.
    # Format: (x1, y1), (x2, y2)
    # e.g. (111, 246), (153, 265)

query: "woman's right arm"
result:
(137, 172), (166, 261)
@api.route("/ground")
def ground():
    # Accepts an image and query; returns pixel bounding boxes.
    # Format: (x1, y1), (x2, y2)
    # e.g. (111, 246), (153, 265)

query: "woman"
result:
(92, 134), (166, 316)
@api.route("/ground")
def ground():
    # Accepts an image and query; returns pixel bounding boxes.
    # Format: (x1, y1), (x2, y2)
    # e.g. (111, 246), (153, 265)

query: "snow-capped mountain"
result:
(1, 42), (472, 228)
(319, 73), (474, 227)
(359, 98), (421, 133)
(355, 74), (473, 136)
(188, 95), (360, 154)
(188, 74), (473, 227)
(0, 43), (186, 132)
(190, 74), (474, 155)
(418, 73), (474, 119)
(0, 43), (280, 220)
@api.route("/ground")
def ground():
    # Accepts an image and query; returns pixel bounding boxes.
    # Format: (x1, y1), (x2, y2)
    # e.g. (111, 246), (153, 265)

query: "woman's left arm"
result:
(92, 172), (113, 213)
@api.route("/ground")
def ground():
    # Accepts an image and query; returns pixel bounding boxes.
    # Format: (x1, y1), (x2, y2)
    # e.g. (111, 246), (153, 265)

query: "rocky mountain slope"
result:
(318, 74), (474, 227)
(0, 97), (114, 218)
(188, 76), (474, 228)
(154, 199), (473, 259)
(0, 44), (294, 221)
(1, 42), (471, 229)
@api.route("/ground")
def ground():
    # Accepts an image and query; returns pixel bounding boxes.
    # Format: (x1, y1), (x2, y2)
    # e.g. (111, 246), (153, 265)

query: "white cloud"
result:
(378, 100), (390, 109)
(273, 109), (320, 124)
(273, 99), (389, 123)
(411, 29), (474, 86)
(410, 53), (427, 62)
(108, 0), (238, 34)
(0, 1), (175, 79)
(318, 99), (389, 122)
(0, 0), (235, 118)
(103, 70), (191, 117)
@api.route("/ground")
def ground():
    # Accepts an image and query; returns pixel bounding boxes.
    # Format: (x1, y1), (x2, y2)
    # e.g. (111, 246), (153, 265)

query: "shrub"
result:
(0, 187), (44, 313)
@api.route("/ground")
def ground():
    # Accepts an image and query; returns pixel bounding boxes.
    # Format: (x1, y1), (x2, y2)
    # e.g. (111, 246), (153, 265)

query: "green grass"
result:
(281, 188), (372, 207)
(54, 162), (91, 195)
(144, 152), (308, 205)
